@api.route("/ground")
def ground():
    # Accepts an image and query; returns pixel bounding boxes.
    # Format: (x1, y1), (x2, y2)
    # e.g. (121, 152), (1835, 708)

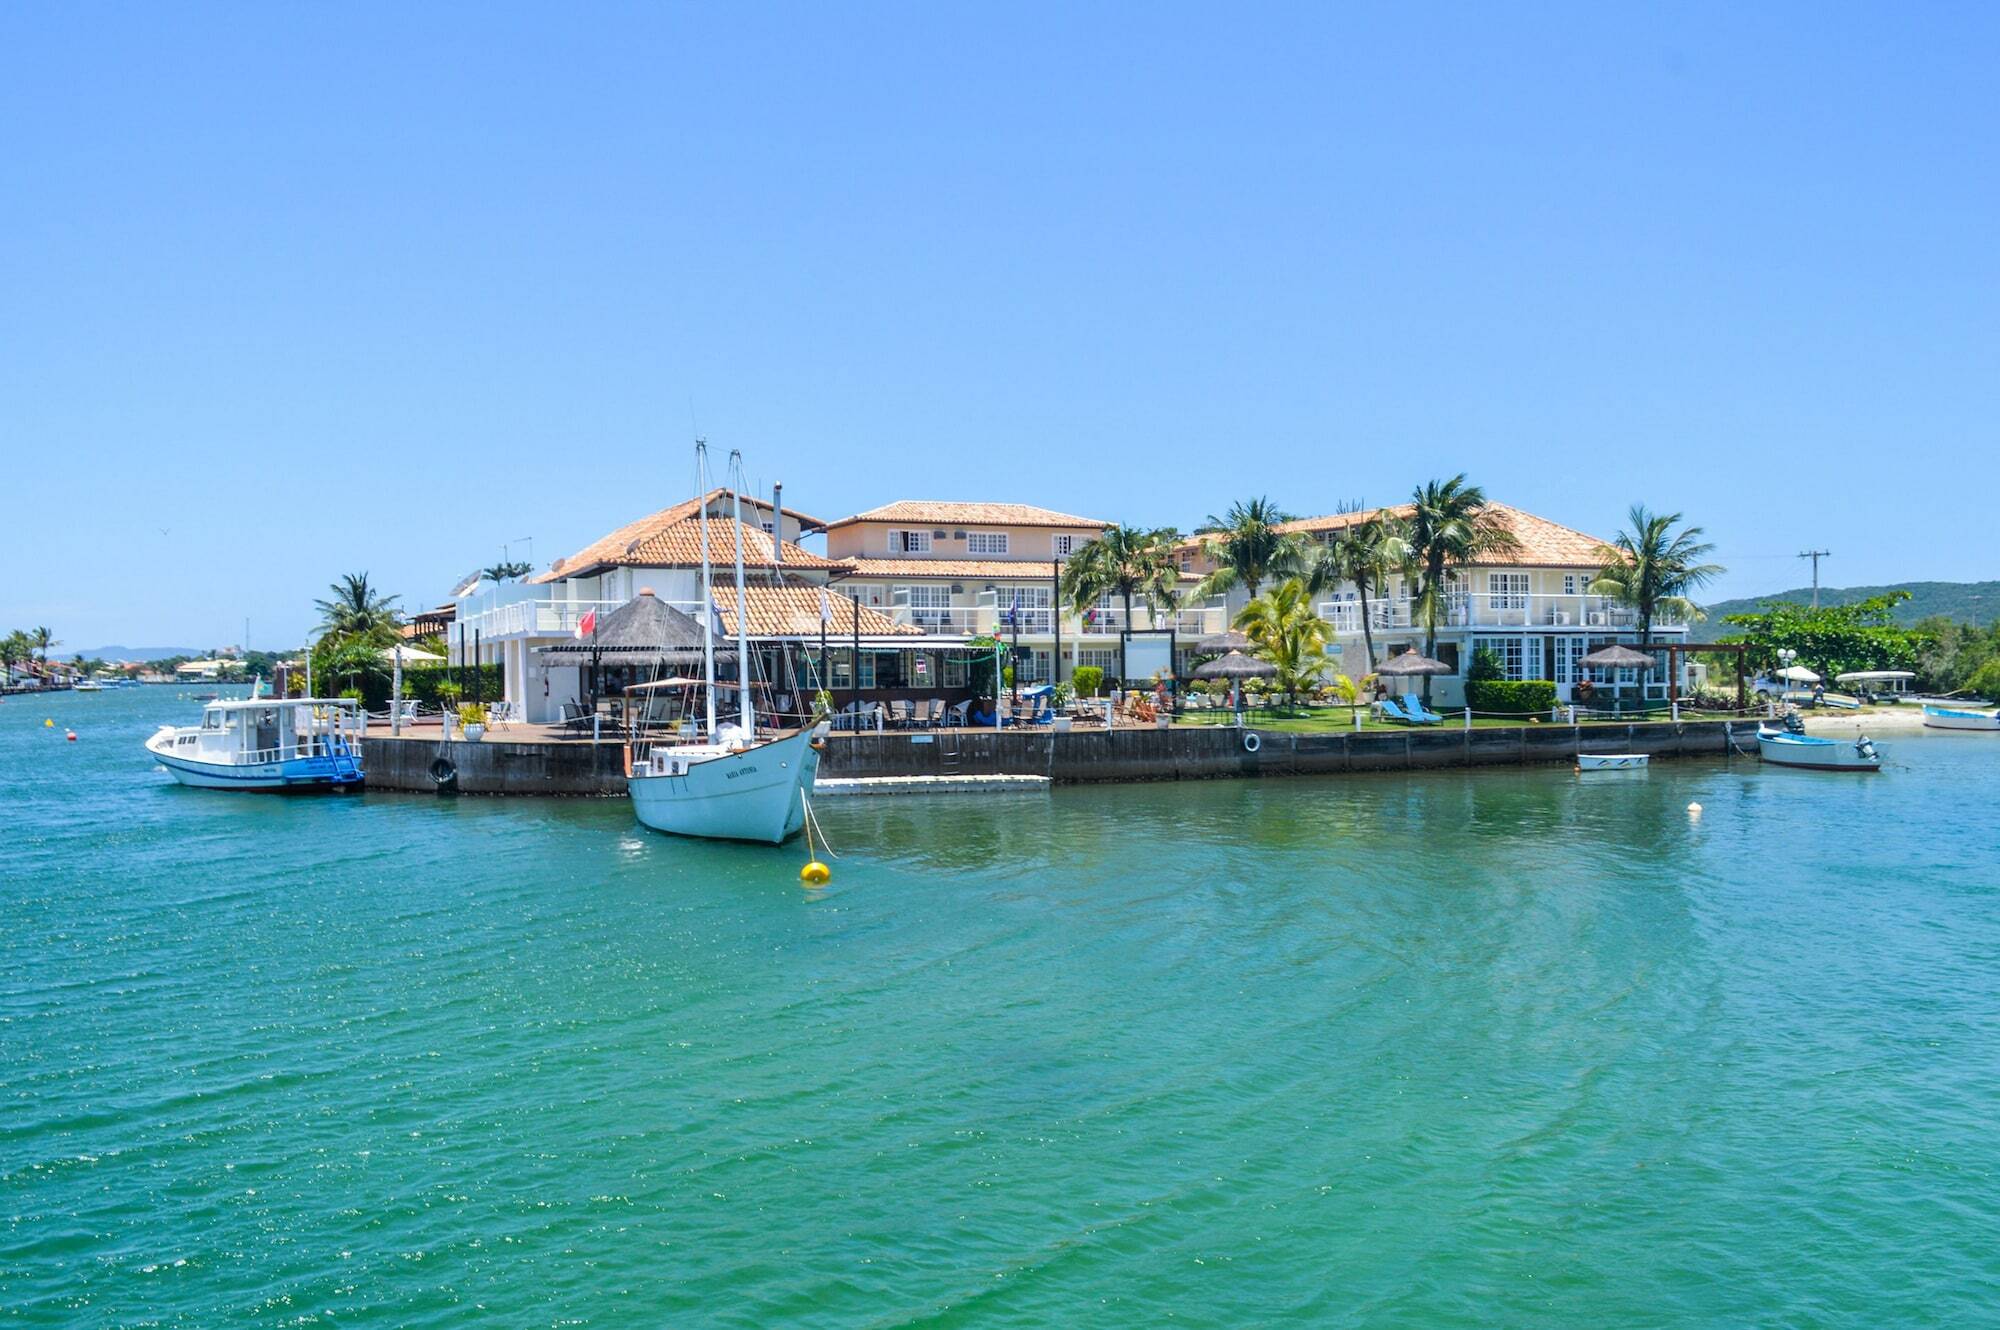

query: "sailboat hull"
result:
(628, 728), (823, 843)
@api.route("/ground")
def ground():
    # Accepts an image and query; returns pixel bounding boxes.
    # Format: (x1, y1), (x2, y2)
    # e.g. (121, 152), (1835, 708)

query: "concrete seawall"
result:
(361, 719), (1752, 795)
(823, 719), (1748, 783)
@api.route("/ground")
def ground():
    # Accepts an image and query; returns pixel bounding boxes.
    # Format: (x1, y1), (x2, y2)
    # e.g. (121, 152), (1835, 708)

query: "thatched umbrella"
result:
(1578, 643), (1658, 708)
(1193, 629), (1253, 657)
(1373, 648), (1454, 704)
(1193, 649), (1277, 722)
(536, 589), (738, 705)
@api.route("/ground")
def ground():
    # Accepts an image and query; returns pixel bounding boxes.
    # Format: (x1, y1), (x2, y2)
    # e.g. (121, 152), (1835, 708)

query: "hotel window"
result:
(1563, 573), (1580, 596)
(1077, 648), (1119, 672)
(1011, 649), (1051, 683)
(857, 652), (877, 689)
(1475, 637), (1525, 680)
(1487, 572), (1529, 610)
(943, 655), (969, 687)
(967, 531), (1009, 555)
(1053, 534), (1076, 557)
(830, 650), (852, 689)
(903, 584), (953, 628)
(888, 529), (931, 553)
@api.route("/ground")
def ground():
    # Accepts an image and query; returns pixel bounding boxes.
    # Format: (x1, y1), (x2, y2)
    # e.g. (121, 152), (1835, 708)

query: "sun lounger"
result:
(1402, 696), (1445, 725)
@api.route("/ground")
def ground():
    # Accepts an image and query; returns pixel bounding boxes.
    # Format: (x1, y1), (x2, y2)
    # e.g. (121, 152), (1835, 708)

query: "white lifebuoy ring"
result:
(1242, 730), (1262, 753)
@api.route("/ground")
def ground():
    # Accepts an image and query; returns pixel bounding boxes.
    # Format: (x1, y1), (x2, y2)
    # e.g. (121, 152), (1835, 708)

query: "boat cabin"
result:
(170, 698), (364, 765)
(1834, 671), (1916, 704)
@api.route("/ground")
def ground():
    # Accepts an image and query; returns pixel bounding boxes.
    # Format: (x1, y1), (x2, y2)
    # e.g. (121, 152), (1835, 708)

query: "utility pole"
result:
(1797, 550), (1831, 608)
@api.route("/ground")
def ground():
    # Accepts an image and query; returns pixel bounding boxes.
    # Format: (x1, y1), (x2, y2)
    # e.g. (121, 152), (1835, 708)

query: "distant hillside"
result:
(1689, 582), (2000, 640)
(68, 645), (204, 662)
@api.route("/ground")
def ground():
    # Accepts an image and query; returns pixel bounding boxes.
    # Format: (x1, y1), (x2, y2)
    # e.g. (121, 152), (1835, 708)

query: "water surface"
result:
(4, 689), (1998, 1325)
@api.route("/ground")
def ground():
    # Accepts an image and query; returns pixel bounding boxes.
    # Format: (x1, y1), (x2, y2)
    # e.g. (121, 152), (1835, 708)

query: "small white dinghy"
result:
(1922, 704), (2000, 732)
(1757, 724), (1882, 771)
(1577, 753), (1648, 772)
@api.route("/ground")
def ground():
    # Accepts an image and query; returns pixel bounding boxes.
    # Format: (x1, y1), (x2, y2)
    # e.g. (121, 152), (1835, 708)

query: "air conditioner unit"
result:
(934, 529), (950, 539)
(1551, 611), (1571, 626)
(1587, 612), (1607, 626)
(952, 529), (966, 539)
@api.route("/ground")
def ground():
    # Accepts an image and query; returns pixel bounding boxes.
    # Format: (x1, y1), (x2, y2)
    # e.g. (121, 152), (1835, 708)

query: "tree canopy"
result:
(1718, 592), (1930, 678)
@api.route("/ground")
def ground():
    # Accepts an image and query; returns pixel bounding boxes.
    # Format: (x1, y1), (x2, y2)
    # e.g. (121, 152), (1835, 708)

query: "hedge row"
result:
(1465, 679), (1558, 715)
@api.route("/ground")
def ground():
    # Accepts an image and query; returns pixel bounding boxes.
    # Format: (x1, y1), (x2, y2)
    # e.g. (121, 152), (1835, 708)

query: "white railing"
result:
(456, 597), (624, 639)
(887, 606), (984, 633)
(1319, 595), (1684, 633)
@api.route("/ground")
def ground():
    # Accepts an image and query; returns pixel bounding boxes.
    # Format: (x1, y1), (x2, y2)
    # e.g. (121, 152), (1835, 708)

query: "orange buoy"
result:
(66, 730), (77, 742)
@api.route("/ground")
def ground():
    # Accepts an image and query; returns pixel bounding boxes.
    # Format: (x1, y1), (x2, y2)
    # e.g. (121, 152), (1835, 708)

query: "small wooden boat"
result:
(1756, 725), (1882, 771)
(1577, 753), (1648, 771)
(1922, 704), (2000, 732)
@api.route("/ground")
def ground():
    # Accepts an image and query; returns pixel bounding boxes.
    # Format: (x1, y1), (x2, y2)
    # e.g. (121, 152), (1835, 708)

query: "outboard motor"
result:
(1857, 736), (1879, 762)
(1782, 709), (1807, 736)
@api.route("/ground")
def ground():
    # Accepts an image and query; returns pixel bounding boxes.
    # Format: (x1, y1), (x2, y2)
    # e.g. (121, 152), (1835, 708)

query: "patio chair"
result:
(889, 699), (914, 729)
(1374, 697), (1414, 725)
(947, 699), (972, 727)
(1402, 695), (1445, 725)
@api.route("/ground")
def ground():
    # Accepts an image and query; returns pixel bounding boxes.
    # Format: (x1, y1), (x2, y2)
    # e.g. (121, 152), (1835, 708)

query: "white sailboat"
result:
(627, 445), (826, 844)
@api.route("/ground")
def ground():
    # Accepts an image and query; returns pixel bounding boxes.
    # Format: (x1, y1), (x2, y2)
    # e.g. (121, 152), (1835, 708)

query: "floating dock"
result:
(814, 774), (1051, 797)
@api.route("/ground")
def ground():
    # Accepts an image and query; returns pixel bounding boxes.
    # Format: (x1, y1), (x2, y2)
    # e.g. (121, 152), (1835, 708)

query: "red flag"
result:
(575, 609), (598, 639)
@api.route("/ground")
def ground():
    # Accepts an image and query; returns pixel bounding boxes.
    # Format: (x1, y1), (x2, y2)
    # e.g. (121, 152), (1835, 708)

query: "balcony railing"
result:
(456, 597), (625, 640)
(1319, 594), (1683, 634)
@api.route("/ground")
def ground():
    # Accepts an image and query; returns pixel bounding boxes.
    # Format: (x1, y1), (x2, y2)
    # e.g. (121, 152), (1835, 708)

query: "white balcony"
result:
(1318, 594), (1684, 635)
(456, 596), (625, 640)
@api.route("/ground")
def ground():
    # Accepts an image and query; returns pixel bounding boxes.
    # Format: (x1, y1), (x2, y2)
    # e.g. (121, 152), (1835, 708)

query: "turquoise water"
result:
(5, 688), (1999, 1326)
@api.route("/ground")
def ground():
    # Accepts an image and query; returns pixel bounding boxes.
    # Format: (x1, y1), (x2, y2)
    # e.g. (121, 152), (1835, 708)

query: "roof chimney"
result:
(771, 482), (783, 566)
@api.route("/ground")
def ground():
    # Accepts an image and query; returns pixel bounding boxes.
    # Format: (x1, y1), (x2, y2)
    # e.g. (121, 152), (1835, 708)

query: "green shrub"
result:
(1465, 679), (1558, 715)
(1468, 646), (1505, 682)
(1073, 665), (1104, 697)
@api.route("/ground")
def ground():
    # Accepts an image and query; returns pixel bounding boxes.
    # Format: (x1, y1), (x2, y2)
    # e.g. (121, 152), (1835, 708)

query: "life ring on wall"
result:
(429, 755), (458, 790)
(1242, 731), (1262, 754)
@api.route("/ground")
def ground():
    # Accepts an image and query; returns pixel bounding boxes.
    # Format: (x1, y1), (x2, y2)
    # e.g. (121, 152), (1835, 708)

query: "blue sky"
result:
(4, 4), (1996, 649)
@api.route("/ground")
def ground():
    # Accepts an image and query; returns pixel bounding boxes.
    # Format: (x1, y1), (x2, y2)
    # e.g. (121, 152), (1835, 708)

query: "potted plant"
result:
(460, 702), (487, 742)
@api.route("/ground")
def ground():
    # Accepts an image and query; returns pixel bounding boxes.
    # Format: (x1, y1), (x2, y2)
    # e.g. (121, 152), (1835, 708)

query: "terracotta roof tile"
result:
(831, 558), (1063, 580)
(536, 498), (842, 583)
(825, 500), (1109, 530)
(716, 583), (920, 638)
(1277, 502), (1613, 568)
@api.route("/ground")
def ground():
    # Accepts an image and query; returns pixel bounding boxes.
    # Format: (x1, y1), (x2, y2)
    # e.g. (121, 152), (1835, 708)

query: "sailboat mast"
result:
(697, 441), (717, 736)
(729, 452), (755, 733)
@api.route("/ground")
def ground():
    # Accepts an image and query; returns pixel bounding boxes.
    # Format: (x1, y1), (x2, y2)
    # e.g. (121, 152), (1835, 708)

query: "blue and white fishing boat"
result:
(1756, 723), (1882, 771)
(145, 697), (365, 790)
(1922, 704), (2000, 732)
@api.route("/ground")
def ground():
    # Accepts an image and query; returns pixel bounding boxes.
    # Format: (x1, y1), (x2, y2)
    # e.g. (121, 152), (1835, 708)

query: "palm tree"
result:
(1405, 476), (1519, 701)
(1296, 511), (1410, 679)
(481, 559), (533, 583)
(1589, 504), (1724, 651)
(1234, 578), (1334, 705)
(314, 573), (402, 643)
(1060, 525), (1182, 684)
(1194, 497), (1298, 603)
(31, 627), (57, 670)
(0, 631), (26, 680)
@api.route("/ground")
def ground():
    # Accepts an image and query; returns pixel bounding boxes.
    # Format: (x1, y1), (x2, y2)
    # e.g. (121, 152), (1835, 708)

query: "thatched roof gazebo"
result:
(536, 591), (740, 715)
(1375, 649), (1453, 678)
(1577, 644), (1656, 671)
(1192, 629), (1253, 657)
(1193, 649), (1277, 723)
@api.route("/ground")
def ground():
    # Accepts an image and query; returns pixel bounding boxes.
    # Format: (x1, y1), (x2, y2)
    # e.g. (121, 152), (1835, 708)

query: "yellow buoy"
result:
(45, 718), (55, 728)
(800, 861), (831, 886)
